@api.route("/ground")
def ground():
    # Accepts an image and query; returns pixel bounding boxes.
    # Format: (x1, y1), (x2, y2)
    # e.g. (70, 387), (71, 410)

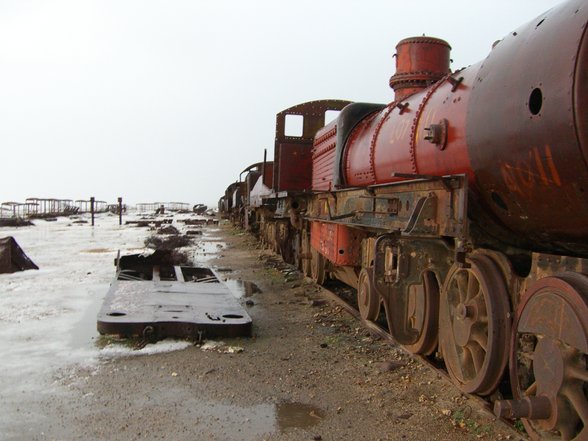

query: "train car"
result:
(227, 1), (588, 439)
(240, 161), (273, 233)
(218, 181), (245, 224)
(252, 100), (351, 263)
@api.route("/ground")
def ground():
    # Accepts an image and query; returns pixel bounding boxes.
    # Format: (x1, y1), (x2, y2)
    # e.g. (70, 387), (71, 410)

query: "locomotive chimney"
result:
(389, 36), (451, 101)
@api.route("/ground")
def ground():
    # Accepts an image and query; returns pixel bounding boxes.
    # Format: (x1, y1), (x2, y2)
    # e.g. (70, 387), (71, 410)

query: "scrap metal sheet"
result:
(97, 263), (251, 339)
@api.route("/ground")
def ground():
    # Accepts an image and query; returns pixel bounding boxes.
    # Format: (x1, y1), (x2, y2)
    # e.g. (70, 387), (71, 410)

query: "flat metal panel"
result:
(310, 221), (365, 266)
(277, 143), (312, 191)
(97, 264), (252, 339)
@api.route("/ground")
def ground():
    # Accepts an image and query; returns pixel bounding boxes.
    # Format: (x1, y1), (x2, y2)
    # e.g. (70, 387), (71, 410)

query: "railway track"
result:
(317, 279), (523, 438)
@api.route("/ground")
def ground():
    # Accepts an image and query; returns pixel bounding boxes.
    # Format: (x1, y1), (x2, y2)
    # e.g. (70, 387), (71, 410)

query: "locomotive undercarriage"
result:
(250, 176), (588, 441)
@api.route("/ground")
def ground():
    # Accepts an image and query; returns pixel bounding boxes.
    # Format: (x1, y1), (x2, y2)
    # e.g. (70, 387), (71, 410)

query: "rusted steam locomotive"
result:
(220, 1), (588, 439)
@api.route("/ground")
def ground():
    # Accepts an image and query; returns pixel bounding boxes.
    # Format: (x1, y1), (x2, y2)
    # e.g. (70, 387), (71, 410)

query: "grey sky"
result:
(0, 0), (562, 207)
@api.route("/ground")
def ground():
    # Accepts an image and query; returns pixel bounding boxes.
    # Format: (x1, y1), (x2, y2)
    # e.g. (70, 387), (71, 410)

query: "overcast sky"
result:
(0, 0), (563, 207)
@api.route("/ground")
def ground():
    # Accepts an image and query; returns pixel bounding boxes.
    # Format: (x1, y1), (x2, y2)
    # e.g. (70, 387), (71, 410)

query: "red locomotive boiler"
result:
(222, 1), (588, 439)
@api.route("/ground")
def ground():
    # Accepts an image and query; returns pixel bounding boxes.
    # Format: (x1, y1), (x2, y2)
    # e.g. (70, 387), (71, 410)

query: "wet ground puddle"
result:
(276, 402), (324, 431)
(198, 400), (324, 438)
(223, 279), (262, 298)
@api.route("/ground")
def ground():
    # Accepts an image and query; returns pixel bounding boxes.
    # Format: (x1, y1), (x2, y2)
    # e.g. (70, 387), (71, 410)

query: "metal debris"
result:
(97, 251), (252, 340)
(0, 237), (39, 274)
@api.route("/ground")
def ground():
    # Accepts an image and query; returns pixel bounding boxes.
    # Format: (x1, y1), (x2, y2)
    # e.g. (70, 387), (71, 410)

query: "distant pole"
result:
(118, 197), (123, 225)
(262, 148), (267, 183)
(90, 196), (95, 226)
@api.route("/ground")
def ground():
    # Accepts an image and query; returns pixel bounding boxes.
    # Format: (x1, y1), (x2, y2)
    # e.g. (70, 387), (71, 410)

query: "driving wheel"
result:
(439, 254), (511, 395)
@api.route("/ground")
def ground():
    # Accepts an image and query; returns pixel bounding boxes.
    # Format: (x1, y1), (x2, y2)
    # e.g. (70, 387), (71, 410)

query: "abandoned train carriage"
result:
(222, 1), (588, 439)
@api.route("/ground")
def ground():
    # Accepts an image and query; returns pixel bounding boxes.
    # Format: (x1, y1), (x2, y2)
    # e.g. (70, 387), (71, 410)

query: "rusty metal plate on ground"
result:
(97, 253), (252, 339)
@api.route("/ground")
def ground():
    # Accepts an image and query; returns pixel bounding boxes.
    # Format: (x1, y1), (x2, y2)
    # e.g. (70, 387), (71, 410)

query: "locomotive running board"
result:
(97, 251), (252, 340)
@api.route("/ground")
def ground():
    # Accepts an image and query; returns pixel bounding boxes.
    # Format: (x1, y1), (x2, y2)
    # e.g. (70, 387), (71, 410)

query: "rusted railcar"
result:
(224, 1), (588, 439)
(218, 181), (246, 224)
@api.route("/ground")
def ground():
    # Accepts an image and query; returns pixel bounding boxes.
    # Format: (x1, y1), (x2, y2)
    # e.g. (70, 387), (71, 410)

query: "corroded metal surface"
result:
(439, 254), (511, 395)
(220, 2), (588, 437)
(503, 273), (588, 440)
(389, 36), (451, 101)
(97, 253), (251, 339)
(310, 221), (366, 267)
(274, 100), (351, 192)
(357, 267), (379, 321)
(466, 0), (588, 253)
(402, 271), (439, 356)
(310, 247), (326, 285)
(339, 0), (588, 255)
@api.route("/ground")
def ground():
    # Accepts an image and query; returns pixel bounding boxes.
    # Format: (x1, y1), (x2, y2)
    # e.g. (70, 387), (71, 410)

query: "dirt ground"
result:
(16, 222), (524, 441)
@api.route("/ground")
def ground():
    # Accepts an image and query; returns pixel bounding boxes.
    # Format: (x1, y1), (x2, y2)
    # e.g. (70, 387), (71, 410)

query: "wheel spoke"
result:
(459, 345), (471, 370)
(565, 385), (588, 424)
(560, 424), (575, 441)
(407, 288), (418, 327)
(456, 272), (468, 304)
(471, 327), (488, 352)
(568, 364), (588, 382)
(445, 319), (466, 382)
(471, 293), (487, 319)
(524, 381), (537, 396)
(408, 317), (416, 329)
(466, 343), (484, 375)
(475, 315), (489, 325)
(466, 273), (479, 302)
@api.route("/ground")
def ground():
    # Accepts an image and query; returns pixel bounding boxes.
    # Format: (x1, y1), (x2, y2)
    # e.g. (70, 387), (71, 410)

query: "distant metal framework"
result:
(0, 202), (37, 218)
(75, 199), (107, 213)
(136, 202), (190, 212)
(0, 197), (108, 218)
